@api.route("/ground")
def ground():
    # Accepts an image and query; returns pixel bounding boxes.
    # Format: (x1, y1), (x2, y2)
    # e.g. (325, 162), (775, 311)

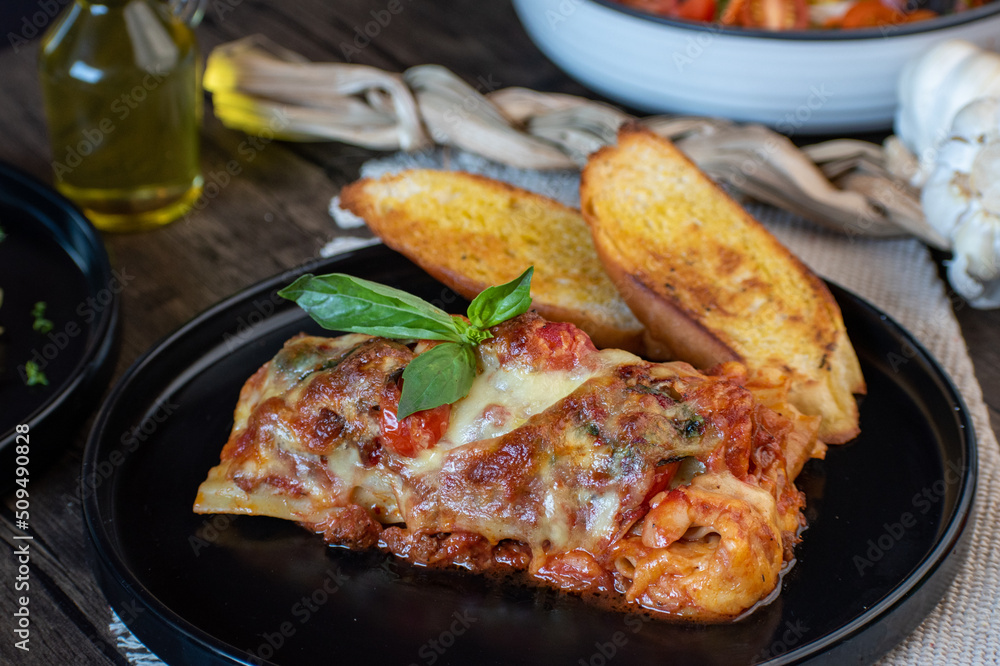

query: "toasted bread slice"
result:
(340, 170), (645, 353)
(580, 127), (865, 444)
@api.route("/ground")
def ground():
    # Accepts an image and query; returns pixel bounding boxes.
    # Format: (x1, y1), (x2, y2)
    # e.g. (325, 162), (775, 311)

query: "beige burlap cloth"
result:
(758, 207), (1000, 665)
(114, 149), (1000, 664)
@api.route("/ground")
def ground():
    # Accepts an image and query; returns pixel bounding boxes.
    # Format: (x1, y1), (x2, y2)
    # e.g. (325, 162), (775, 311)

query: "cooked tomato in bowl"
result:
(615, 0), (985, 29)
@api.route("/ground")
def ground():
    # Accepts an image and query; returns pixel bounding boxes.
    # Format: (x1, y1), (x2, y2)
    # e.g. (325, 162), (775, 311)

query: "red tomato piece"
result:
(642, 461), (682, 507)
(380, 382), (451, 458)
(676, 0), (717, 21)
(903, 8), (937, 22)
(620, 0), (680, 14)
(534, 321), (597, 371)
(740, 0), (808, 29)
(838, 0), (903, 28)
(620, 0), (716, 20)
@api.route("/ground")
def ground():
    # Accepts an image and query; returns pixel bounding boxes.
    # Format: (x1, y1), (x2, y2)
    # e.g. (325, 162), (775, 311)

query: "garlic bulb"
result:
(895, 40), (1000, 186)
(921, 97), (1000, 308)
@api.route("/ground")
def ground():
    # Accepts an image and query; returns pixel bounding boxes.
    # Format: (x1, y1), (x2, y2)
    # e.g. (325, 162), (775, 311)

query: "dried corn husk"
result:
(204, 35), (929, 244)
(404, 65), (576, 170)
(206, 36), (429, 150)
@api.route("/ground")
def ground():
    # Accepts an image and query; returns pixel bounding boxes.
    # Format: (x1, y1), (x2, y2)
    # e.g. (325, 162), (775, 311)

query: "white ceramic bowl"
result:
(512, 0), (1000, 133)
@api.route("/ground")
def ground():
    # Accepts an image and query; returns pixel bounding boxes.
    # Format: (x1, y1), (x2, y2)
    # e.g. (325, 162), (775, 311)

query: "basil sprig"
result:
(279, 267), (533, 419)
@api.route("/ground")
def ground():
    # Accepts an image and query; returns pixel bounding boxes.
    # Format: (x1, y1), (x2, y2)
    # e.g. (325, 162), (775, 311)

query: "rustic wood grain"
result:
(0, 1), (997, 664)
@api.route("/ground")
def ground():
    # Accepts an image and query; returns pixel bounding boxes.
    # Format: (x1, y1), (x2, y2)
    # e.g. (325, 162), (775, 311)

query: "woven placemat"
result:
(112, 149), (1000, 665)
(756, 207), (1000, 665)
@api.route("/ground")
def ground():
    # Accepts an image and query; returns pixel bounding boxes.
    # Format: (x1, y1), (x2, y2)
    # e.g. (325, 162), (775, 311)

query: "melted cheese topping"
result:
(442, 354), (594, 446)
(409, 343), (636, 477)
(194, 314), (805, 621)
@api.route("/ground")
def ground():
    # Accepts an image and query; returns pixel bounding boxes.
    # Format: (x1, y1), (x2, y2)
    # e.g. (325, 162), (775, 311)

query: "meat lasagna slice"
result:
(194, 312), (813, 621)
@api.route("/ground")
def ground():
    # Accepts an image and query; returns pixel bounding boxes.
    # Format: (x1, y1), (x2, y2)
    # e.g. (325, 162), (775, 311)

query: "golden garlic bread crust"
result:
(580, 127), (865, 444)
(340, 170), (645, 353)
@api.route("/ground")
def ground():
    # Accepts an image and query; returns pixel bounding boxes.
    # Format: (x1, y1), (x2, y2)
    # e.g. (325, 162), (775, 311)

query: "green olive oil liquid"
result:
(39, 0), (202, 232)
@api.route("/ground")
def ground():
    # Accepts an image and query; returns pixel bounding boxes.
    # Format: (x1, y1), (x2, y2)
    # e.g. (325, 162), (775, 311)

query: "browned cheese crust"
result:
(195, 313), (815, 621)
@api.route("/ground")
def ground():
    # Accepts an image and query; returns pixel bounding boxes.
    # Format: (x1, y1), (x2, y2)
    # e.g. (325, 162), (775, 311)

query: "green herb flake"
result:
(31, 301), (54, 334)
(0, 225), (6, 243)
(683, 415), (705, 438)
(281, 267), (534, 419)
(632, 383), (661, 395)
(24, 361), (49, 387)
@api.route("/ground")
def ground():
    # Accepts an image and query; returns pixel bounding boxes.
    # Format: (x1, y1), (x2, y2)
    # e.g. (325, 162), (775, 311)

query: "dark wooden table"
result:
(1, 2), (997, 664)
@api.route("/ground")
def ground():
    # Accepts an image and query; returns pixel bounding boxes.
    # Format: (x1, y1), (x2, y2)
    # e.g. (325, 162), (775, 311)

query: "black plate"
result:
(0, 162), (119, 493)
(84, 245), (976, 665)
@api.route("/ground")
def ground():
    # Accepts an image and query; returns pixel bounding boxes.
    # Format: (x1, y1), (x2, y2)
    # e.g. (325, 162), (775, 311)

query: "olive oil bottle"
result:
(39, 0), (204, 232)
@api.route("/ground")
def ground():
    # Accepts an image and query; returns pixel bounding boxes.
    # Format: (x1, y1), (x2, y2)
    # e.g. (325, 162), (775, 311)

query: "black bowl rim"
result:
(587, 0), (1000, 41)
(0, 161), (120, 470)
(83, 254), (337, 664)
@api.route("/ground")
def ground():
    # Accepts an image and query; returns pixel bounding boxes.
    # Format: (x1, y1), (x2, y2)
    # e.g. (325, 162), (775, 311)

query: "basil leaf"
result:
(281, 268), (535, 418)
(466, 266), (534, 329)
(397, 342), (476, 419)
(279, 273), (463, 342)
(451, 316), (493, 345)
